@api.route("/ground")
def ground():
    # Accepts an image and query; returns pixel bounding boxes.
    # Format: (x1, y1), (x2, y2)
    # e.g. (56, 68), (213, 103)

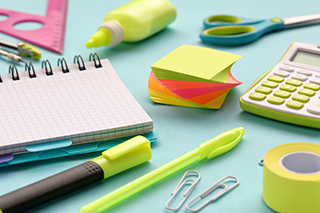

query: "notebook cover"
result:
(0, 131), (159, 167)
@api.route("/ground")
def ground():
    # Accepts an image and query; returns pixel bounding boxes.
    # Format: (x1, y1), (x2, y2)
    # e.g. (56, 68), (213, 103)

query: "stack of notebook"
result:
(148, 45), (242, 109)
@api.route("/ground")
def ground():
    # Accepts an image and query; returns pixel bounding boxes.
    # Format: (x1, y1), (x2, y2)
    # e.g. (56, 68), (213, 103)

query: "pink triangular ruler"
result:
(0, 0), (68, 54)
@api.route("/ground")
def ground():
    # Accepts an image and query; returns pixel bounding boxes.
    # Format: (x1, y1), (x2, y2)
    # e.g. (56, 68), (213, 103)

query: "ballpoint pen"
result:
(0, 47), (26, 63)
(0, 136), (152, 213)
(79, 127), (245, 213)
(0, 39), (41, 60)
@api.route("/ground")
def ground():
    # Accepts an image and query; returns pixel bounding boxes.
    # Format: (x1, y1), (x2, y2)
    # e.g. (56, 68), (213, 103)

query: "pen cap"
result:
(90, 136), (152, 179)
(199, 127), (244, 160)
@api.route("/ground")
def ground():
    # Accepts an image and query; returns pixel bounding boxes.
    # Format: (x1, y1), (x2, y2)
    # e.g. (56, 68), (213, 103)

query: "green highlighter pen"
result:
(79, 127), (245, 213)
(0, 136), (152, 213)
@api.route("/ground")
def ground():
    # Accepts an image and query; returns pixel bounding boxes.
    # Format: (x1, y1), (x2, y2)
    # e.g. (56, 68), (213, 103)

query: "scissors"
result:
(200, 14), (320, 45)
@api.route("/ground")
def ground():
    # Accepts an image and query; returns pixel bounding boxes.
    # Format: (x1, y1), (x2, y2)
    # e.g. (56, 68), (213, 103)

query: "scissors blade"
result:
(283, 14), (320, 28)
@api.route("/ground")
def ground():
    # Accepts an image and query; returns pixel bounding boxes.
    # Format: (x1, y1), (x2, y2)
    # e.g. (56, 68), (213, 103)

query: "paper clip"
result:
(185, 176), (239, 212)
(165, 170), (201, 211)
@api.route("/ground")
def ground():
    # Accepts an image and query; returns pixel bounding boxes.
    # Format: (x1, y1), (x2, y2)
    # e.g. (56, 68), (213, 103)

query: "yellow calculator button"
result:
(286, 100), (304, 109)
(304, 83), (320, 91)
(273, 90), (290, 98)
(268, 75), (284, 83)
(280, 84), (296, 92)
(255, 86), (272, 94)
(298, 88), (315, 97)
(292, 94), (310, 103)
(249, 92), (266, 101)
(267, 96), (285, 105)
(262, 81), (278, 88)
(286, 79), (302, 87)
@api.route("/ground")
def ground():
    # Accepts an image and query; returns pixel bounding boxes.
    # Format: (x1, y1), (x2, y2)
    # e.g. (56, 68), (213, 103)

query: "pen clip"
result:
(102, 136), (150, 160)
(17, 42), (41, 59)
(199, 127), (245, 160)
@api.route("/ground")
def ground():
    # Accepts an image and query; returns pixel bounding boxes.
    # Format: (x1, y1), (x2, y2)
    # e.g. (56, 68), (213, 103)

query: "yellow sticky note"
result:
(151, 45), (242, 83)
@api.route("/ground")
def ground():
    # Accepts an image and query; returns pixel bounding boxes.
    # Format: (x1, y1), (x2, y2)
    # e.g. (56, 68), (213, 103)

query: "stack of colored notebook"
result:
(148, 45), (242, 109)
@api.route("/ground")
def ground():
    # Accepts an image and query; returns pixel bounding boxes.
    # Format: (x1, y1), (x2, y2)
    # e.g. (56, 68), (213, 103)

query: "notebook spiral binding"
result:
(42, 60), (53, 76)
(89, 53), (102, 68)
(57, 58), (69, 73)
(2, 53), (102, 82)
(25, 62), (36, 78)
(8, 64), (19, 81)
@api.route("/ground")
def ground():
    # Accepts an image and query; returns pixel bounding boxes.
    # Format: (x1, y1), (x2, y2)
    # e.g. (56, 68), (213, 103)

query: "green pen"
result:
(79, 127), (245, 213)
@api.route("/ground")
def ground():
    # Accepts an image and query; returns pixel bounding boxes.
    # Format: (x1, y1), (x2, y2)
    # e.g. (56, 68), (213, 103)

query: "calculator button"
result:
(292, 74), (308, 81)
(262, 80), (278, 88)
(274, 70), (290, 77)
(307, 100), (320, 115)
(268, 75), (284, 83)
(274, 90), (291, 98)
(267, 96), (285, 105)
(280, 66), (294, 72)
(310, 78), (320, 85)
(292, 94), (310, 103)
(304, 83), (320, 91)
(255, 86), (272, 94)
(286, 79), (302, 87)
(298, 88), (315, 97)
(286, 100), (304, 109)
(280, 84), (297, 92)
(249, 92), (266, 101)
(297, 70), (312, 76)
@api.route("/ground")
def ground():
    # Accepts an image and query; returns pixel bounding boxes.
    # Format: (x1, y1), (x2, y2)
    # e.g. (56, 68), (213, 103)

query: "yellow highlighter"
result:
(79, 127), (245, 213)
(0, 136), (151, 213)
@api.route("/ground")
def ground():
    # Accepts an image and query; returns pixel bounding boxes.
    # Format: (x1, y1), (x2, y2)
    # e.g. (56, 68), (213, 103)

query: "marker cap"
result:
(91, 135), (152, 179)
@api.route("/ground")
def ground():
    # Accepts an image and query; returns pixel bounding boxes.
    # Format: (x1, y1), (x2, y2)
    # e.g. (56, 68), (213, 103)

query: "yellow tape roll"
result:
(263, 142), (320, 213)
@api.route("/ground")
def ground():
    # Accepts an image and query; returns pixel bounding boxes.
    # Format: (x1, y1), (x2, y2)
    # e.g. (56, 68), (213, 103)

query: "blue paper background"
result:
(0, 0), (319, 212)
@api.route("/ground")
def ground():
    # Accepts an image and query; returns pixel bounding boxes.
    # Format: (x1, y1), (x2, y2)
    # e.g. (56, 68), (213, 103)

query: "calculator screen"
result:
(291, 51), (320, 67)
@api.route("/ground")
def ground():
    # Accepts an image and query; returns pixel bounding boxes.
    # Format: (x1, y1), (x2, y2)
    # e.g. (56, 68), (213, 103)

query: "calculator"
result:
(240, 41), (320, 129)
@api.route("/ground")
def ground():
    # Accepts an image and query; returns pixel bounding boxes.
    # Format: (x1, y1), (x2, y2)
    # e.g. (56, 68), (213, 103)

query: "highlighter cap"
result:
(91, 136), (152, 179)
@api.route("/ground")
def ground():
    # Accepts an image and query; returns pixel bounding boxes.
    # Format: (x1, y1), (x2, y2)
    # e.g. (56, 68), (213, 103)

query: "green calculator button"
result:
(286, 79), (302, 87)
(262, 81), (278, 88)
(304, 83), (320, 91)
(280, 84), (296, 92)
(255, 86), (272, 94)
(298, 88), (315, 97)
(267, 96), (285, 105)
(249, 92), (266, 101)
(273, 90), (290, 98)
(286, 100), (304, 109)
(268, 75), (284, 83)
(292, 94), (310, 103)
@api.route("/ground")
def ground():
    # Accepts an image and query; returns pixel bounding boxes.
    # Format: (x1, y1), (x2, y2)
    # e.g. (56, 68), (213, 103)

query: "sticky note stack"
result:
(148, 45), (242, 109)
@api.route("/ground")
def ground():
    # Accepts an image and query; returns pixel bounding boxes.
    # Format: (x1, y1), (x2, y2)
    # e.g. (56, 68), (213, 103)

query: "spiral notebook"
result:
(0, 54), (153, 164)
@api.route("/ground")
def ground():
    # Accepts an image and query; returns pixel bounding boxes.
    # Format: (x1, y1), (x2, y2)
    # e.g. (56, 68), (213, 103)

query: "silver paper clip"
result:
(165, 170), (201, 211)
(185, 176), (239, 212)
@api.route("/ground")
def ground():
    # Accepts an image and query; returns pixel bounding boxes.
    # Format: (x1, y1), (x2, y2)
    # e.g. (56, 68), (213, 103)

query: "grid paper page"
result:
(0, 59), (153, 155)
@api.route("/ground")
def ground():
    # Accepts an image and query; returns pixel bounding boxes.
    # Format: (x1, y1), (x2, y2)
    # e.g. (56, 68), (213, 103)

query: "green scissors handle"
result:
(200, 14), (320, 45)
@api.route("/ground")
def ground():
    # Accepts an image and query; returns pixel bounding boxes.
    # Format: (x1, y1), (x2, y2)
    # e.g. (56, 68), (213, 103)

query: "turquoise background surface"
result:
(0, 0), (320, 212)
